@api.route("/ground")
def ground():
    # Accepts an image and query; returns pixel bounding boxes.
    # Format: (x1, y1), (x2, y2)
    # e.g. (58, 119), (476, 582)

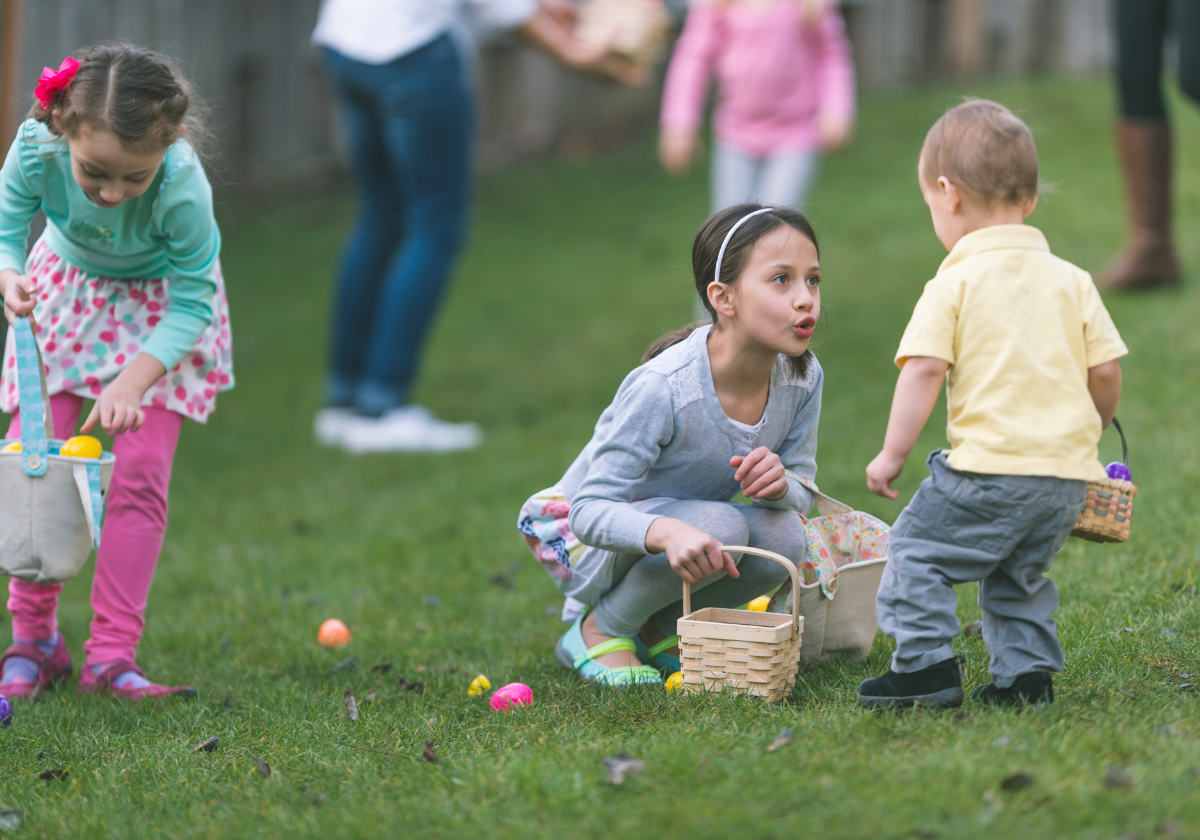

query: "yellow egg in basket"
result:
(60, 436), (102, 459)
(1, 441), (20, 453)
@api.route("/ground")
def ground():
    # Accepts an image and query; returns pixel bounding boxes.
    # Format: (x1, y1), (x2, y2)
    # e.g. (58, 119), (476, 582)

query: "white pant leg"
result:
(757, 149), (821, 208)
(711, 143), (765, 213)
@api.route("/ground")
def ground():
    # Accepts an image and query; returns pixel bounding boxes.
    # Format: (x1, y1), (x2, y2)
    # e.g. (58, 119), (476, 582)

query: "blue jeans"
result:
(323, 37), (472, 415)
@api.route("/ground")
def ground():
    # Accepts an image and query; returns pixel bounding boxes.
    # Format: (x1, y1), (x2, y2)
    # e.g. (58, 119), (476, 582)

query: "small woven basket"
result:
(677, 546), (803, 703)
(1071, 418), (1138, 544)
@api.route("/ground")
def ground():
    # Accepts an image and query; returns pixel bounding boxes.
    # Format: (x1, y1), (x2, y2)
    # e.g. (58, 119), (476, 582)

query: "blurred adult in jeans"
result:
(313, 0), (641, 452)
(1102, 0), (1200, 290)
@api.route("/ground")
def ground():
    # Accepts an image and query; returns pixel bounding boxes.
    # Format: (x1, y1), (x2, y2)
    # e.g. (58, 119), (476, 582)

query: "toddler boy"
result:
(857, 100), (1127, 709)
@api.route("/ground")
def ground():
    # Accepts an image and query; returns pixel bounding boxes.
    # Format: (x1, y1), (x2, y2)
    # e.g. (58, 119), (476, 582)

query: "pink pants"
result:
(6, 393), (182, 665)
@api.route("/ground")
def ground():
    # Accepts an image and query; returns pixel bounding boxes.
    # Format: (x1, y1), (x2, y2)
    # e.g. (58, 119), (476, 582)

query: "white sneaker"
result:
(313, 407), (356, 447)
(340, 405), (482, 453)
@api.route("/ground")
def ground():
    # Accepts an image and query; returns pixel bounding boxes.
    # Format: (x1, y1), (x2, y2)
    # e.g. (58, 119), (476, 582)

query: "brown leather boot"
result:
(1099, 119), (1182, 290)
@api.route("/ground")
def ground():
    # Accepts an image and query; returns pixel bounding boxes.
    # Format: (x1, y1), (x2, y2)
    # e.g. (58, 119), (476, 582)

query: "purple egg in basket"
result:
(1105, 462), (1132, 482)
(0, 693), (12, 727)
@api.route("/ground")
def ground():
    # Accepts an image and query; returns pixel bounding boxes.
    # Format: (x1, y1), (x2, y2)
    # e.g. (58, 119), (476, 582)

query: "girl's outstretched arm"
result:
(866, 356), (949, 500)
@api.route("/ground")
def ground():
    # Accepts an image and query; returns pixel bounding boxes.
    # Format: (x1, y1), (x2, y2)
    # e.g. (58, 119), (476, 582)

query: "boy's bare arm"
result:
(1087, 359), (1121, 429)
(866, 356), (950, 499)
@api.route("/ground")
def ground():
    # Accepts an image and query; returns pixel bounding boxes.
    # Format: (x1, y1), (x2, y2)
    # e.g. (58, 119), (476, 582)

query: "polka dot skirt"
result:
(1, 238), (235, 422)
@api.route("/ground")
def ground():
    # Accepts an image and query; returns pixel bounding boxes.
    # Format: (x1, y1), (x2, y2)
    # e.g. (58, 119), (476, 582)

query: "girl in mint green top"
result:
(0, 45), (233, 702)
(0, 117), (223, 380)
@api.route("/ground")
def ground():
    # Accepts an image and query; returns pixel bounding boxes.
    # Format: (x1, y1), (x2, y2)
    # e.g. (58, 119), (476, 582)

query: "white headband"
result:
(714, 207), (773, 286)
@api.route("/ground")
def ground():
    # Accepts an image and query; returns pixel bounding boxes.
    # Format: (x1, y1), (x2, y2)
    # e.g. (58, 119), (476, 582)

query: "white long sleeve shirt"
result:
(312, 0), (537, 64)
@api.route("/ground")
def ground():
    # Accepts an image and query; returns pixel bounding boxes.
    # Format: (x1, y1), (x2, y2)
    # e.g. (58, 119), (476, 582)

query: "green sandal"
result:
(555, 615), (663, 686)
(637, 634), (681, 673)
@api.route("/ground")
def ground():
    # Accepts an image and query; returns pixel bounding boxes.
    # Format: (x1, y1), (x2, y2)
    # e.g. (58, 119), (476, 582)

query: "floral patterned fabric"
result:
(517, 486), (585, 584)
(768, 475), (890, 605)
(0, 238), (234, 422)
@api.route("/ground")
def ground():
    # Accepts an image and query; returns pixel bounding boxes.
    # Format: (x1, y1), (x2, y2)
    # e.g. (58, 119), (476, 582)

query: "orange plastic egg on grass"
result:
(318, 618), (351, 649)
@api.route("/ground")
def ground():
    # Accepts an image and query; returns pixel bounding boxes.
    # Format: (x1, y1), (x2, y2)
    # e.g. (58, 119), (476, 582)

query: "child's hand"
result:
(730, 447), (788, 501)
(82, 378), (147, 436)
(866, 449), (906, 500)
(659, 130), (698, 175)
(1, 269), (39, 330)
(80, 353), (166, 436)
(817, 113), (853, 150)
(645, 517), (738, 584)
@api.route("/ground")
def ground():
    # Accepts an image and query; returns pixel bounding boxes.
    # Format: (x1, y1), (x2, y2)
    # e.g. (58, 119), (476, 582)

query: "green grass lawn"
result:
(1, 75), (1199, 839)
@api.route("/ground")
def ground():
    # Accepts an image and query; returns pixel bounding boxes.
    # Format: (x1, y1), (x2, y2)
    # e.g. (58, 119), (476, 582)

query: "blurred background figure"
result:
(1102, 0), (1200, 291)
(657, 0), (855, 214)
(311, 0), (643, 453)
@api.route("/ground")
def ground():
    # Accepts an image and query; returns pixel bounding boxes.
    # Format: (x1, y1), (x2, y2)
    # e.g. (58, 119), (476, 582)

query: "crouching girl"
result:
(519, 204), (825, 685)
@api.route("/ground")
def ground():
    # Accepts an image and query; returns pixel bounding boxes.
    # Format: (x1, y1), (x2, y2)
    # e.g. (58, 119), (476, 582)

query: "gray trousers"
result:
(877, 452), (1087, 688)
(592, 500), (804, 639)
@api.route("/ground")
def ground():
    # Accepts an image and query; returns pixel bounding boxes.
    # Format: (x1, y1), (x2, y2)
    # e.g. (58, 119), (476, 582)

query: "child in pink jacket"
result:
(659, 0), (855, 212)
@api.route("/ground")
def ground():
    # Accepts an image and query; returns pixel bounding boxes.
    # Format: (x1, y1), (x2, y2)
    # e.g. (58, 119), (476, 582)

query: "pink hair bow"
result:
(34, 57), (80, 109)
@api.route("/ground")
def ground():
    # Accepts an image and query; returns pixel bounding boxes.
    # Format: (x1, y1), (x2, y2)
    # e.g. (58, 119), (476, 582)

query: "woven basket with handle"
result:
(1071, 417), (1138, 544)
(677, 546), (803, 703)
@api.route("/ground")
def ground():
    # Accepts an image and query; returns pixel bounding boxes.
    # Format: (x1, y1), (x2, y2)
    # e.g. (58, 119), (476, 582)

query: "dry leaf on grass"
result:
(1000, 772), (1033, 792)
(951, 711), (973, 724)
(1105, 765), (1133, 789)
(370, 662), (392, 675)
(194, 736), (219, 753)
(603, 754), (645, 785)
(331, 657), (359, 673)
(398, 677), (424, 693)
(345, 691), (359, 722)
(0, 811), (22, 831)
(37, 769), (68, 781)
(422, 742), (437, 763)
(490, 573), (515, 589)
(219, 635), (231, 654)
(962, 620), (983, 638)
(363, 687), (377, 704)
(251, 754), (272, 779)
(767, 728), (795, 753)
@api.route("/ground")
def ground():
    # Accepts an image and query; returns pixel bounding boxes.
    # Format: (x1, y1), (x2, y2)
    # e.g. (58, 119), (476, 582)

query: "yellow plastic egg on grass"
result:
(1, 441), (20, 453)
(468, 675), (491, 696)
(60, 435), (102, 458)
(665, 671), (684, 693)
(748, 596), (770, 612)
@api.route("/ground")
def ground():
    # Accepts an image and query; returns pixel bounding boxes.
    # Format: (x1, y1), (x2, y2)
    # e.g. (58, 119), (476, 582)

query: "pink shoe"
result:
(76, 659), (198, 701)
(0, 636), (74, 699)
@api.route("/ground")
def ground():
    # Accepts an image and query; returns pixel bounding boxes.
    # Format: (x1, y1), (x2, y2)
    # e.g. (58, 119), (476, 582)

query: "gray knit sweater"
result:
(563, 325), (822, 555)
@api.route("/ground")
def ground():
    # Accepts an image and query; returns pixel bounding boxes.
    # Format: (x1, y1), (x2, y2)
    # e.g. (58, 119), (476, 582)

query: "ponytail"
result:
(641, 325), (699, 363)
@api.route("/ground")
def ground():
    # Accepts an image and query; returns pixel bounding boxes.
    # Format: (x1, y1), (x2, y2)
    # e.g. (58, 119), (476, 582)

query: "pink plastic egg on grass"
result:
(489, 682), (534, 712)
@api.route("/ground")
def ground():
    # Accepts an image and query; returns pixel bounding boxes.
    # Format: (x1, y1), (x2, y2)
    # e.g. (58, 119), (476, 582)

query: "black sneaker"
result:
(856, 657), (963, 709)
(972, 671), (1053, 707)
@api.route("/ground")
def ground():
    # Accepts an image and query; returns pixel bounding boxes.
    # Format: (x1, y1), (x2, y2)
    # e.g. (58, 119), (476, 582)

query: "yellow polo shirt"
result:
(896, 224), (1127, 481)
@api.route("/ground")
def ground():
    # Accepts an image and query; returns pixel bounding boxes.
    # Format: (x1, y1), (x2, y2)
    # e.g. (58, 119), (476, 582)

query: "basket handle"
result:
(1110, 416), (1128, 465)
(681, 545), (801, 638)
(13, 317), (55, 477)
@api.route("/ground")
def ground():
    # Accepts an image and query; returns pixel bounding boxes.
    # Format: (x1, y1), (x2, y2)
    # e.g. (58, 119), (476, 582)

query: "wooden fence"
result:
(0, 0), (1113, 190)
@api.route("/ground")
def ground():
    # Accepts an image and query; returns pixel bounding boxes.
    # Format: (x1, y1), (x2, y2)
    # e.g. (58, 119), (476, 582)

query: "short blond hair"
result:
(920, 99), (1038, 207)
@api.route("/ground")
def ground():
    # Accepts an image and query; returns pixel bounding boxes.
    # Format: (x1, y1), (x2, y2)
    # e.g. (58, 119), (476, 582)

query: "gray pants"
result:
(877, 452), (1086, 688)
(712, 143), (820, 212)
(592, 500), (804, 639)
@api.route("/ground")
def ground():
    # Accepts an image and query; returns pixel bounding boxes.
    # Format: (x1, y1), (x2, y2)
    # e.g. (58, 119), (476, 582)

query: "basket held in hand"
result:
(678, 546), (803, 704)
(766, 483), (889, 663)
(1071, 417), (1138, 543)
(576, 0), (673, 68)
(0, 317), (114, 583)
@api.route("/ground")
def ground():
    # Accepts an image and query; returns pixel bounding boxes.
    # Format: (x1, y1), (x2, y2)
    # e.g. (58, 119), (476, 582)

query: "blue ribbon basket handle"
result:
(14, 317), (54, 477)
(14, 317), (106, 550)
